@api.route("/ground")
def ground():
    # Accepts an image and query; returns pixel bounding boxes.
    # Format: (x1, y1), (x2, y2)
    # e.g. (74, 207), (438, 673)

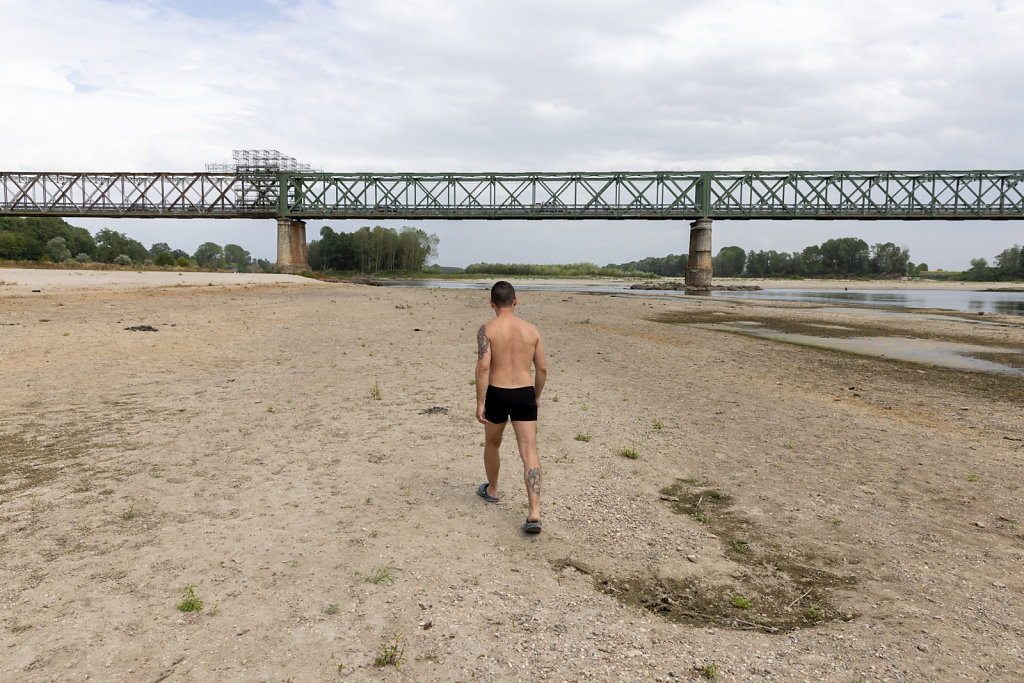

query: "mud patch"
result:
(559, 480), (856, 633)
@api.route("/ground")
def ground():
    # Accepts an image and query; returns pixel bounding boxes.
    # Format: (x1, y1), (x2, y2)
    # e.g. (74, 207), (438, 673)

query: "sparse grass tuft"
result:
(325, 603), (339, 615)
(122, 504), (136, 520)
(968, 469), (979, 482)
(574, 433), (591, 442)
(701, 660), (718, 679)
(176, 585), (203, 612)
(375, 633), (405, 667)
(830, 514), (843, 526)
(617, 445), (639, 459)
(370, 380), (382, 400)
(357, 560), (402, 585)
(652, 418), (664, 431)
(731, 595), (752, 609)
(805, 603), (824, 620)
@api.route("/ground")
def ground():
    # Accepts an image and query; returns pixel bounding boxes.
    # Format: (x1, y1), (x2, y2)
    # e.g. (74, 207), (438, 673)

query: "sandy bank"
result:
(0, 267), (320, 296)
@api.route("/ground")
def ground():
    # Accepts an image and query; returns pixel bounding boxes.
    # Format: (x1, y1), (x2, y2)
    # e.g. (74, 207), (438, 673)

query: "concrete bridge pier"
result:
(275, 217), (309, 273)
(684, 217), (713, 288)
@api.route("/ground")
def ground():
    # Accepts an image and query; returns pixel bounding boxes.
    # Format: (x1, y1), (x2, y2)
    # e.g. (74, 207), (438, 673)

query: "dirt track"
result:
(2, 272), (1023, 681)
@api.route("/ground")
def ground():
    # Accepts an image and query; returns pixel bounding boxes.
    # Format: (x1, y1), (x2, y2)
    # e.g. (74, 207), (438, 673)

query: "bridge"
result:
(2, 151), (1021, 284)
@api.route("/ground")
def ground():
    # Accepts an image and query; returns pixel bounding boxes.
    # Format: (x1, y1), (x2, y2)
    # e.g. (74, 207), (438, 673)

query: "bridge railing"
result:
(3, 170), (1022, 220)
(0, 172), (279, 218)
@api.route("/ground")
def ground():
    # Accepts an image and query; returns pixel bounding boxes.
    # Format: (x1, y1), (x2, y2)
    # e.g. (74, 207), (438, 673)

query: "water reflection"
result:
(374, 280), (1024, 316)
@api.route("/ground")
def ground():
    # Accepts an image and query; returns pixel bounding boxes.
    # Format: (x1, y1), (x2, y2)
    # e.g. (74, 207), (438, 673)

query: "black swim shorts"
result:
(484, 385), (537, 423)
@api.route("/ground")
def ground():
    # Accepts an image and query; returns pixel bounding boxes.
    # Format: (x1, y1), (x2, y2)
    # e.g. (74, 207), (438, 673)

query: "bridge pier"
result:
(275, 217), (309, 273)
(684, 217), (713, 288)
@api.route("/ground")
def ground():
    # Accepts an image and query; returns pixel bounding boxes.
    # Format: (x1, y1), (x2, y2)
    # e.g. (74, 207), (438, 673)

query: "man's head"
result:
(490, 280), (516, 308)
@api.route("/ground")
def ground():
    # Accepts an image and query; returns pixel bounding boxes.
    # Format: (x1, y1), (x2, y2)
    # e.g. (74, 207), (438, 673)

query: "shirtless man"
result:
(475, 281), (547, 534)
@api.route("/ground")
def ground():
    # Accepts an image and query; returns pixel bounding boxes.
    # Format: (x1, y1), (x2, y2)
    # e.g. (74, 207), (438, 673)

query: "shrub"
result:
(154, 251), (175, 266)
(75, 252), (91, 263)
(113, 254), (132, 266)
(175, 256), (191, 268)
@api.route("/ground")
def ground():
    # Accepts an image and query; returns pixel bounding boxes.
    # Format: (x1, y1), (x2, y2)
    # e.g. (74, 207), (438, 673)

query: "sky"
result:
(2, 0), (1022, 269)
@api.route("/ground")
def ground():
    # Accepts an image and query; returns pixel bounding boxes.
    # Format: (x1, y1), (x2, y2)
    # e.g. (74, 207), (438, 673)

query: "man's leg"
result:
(483, 420), (506, 499)
(510, 420), (540, 523)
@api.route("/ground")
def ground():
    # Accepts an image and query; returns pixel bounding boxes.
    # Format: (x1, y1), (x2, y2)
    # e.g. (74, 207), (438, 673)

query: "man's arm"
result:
(532, 332), (547, 403)
(475, 324), (490, 423)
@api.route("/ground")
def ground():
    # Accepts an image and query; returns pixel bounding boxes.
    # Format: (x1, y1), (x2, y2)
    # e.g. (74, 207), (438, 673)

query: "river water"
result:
(377, 280), (1024, 316)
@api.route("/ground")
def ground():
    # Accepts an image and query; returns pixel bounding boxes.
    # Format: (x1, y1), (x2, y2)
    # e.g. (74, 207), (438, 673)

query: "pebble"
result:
(975, 522), (986, 528)
(686, 555), (698, 563)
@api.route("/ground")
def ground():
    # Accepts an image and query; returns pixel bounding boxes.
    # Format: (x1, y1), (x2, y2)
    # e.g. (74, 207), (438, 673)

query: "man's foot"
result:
(523, 518), (542, 534)
(477, 482), (499, 503)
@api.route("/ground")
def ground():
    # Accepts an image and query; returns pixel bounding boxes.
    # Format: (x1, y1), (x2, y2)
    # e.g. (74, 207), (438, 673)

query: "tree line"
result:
(963, 245), (1024, 281)
(307, 225), (440, 273)
(609, 238), (925, 278)
(0, 217), (272, 271)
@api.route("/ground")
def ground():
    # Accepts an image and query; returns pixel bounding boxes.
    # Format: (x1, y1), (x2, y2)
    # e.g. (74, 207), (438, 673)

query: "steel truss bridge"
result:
(2, 170), (1022, 220)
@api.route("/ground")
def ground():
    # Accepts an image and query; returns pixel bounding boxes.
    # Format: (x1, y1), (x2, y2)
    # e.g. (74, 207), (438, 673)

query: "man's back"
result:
(482, 314), (541, 388)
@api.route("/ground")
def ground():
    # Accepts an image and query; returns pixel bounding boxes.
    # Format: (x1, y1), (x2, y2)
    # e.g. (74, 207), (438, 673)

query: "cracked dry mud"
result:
(1, 273), (1023, 681)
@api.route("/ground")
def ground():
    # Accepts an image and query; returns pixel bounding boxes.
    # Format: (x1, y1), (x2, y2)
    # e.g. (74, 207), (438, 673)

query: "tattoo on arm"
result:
(526, 467), (541, 496)
(476, 324), (489, 360)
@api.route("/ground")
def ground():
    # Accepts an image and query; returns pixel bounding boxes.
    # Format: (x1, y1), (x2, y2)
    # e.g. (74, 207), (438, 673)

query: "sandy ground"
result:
(2, 269), (1023, 681)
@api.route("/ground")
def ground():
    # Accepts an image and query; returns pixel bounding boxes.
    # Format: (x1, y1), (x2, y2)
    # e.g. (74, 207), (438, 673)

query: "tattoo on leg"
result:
(526, 467), (541, 496)
(476, 324), (489, 360)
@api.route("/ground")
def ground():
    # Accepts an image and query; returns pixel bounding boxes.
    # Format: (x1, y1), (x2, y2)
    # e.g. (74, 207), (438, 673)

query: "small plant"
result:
(266, 406), (275, 413)
(574, 433), (591, 442)
(551, 395), (559, 402)
(831, 514), (843, 526)
(375, 632), (405, 667)
(370, 380), (382, 400)
(732, 595), (751, 609)
(581, 403), (588, 411)
(357, 560), (402, 585)
(968, 469), (979, 482)
(805, 603), (824, 620)
(732, 541), (750, 554)
(122, 504), (136, 520)
(208, 603), (219, 616)
(176, 585), (203, 612)
(652, 418), (664, 431)
(30, 495), (40, 511)
(693, 512), (709, 524)
(469, 378), (475, 385)
(617, 445), (639, 459)
(326, 603), (340, 615)
(702, 660), (718, 679)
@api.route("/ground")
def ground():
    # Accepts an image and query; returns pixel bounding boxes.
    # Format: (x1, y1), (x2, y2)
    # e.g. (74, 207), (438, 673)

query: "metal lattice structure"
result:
(2, 168), (1022, 220)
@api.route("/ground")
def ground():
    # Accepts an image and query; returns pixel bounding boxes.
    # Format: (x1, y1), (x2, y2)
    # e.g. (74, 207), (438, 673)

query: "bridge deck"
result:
(2, 170), (1021, 220)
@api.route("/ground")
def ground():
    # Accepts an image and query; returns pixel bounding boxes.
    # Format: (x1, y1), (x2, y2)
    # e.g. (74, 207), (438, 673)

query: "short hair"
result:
(491, 280), (516, 307)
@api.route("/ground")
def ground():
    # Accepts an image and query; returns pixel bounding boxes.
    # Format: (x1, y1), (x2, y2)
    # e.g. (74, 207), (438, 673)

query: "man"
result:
(475, 281), (547, 534)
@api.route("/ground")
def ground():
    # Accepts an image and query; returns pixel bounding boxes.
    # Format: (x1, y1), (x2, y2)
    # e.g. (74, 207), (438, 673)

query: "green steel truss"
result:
(3, 170), (1022, 220)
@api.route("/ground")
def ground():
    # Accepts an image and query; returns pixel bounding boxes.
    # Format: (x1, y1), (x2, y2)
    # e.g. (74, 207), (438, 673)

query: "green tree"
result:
(870, 242), (910, 275)
(150, 242), (171, 257)
(46, 236), (72, 262)
(192, 242), (224, 268)
(95, 228), (148, 263)
(223, 244), (251, 270)
(713, 246), (746, 277)
(154, 251), (175, 266)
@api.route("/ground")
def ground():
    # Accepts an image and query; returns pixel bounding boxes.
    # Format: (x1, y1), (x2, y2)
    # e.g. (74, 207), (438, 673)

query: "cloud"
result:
(1, 0), (1022, 268)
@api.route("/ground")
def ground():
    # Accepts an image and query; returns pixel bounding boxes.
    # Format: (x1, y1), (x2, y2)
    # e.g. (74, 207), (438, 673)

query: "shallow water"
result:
(698, 322), (1024, 376)
(378, 280), (1024, 316)
(708, 287), (1024, 316)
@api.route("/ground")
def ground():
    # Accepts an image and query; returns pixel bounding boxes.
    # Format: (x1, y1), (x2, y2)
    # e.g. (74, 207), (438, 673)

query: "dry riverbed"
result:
(1, 271), (1023, 681)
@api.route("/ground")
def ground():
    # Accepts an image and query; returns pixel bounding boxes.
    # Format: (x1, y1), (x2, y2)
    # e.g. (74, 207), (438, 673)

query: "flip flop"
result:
(477, 483), (499, 503)
(523, 519), (542, 535)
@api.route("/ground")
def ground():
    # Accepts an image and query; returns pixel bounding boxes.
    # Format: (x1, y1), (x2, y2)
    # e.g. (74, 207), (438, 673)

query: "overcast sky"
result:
(2, 0), (1022, 269)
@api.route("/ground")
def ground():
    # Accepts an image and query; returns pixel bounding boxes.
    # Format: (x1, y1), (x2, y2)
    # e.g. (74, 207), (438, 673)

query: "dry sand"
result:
(2, 269), (1023, 681)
